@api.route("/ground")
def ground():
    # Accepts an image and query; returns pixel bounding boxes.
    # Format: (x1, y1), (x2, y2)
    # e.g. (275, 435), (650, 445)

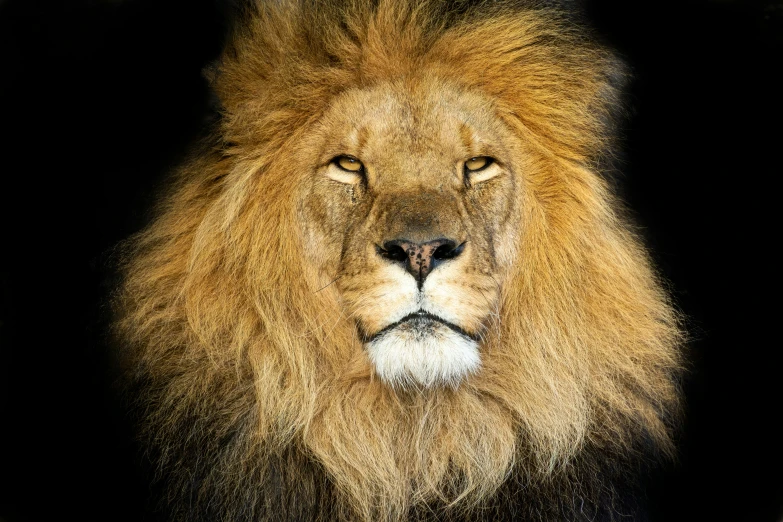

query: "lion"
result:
(114, 0), (683, 520)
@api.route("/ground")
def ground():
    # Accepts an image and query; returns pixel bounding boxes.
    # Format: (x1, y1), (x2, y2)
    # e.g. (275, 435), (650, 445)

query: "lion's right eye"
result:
(334, 156), (364, 172)
(465, 157), (492, 172)
(326, 155), (365, 185)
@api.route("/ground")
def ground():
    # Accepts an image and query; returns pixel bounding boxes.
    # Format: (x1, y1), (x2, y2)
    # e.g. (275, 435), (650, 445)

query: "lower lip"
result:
(373, 312), (476, 342)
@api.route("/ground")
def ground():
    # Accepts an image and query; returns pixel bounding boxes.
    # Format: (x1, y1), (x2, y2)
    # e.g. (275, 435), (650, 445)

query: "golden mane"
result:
(115, 1), (683, 520)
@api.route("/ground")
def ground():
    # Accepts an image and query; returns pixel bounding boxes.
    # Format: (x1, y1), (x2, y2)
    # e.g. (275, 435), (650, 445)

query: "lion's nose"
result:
(378, 239), (465, 288)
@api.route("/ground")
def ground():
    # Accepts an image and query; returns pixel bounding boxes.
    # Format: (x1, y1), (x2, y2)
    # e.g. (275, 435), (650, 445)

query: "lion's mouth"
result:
(367, 311), (477, 343)
(363, 310), (482, 387)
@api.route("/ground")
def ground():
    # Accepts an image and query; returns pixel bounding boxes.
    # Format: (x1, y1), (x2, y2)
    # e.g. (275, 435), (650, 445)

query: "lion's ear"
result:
(215, 0), (257, 32)
(201, 63), (225, 113)
(202, 0), (258, 94)
(202, 63), (219, 86)
(216, 0), (259, 44)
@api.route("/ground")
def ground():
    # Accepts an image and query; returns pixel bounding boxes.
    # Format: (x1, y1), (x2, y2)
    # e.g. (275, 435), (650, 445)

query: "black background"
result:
(0, 1), (781, 521)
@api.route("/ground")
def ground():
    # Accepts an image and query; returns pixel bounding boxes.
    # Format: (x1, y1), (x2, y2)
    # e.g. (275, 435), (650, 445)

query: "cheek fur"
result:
(300, 179), (365, 272)
(338, 264), (419, 334)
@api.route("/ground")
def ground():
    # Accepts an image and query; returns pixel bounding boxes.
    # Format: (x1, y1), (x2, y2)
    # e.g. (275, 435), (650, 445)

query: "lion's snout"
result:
(378, 238), (464, 287)
(370, 190), (468, 287)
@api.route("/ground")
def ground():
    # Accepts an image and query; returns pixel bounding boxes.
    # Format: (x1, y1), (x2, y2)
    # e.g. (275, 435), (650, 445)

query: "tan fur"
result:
(115, 1), (683, 520)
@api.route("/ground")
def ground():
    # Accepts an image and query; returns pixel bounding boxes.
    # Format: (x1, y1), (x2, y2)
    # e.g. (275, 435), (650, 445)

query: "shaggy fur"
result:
(115, 1), (683, 520)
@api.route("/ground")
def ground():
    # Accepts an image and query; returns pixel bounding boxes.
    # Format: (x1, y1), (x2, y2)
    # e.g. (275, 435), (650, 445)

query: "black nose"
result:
(378, 239), (465, 287)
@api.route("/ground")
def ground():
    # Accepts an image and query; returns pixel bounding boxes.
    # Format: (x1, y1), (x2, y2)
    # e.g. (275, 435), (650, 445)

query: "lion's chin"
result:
(365, 316), (481, 388)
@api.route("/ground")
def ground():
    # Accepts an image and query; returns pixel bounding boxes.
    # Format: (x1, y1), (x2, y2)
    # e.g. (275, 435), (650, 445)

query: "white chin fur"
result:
(366, 325), (481, 388)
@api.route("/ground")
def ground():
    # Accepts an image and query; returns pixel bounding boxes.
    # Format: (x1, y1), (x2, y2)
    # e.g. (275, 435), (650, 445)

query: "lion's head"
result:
(302, 80), (521, 388)
(116, 1), (683, 520)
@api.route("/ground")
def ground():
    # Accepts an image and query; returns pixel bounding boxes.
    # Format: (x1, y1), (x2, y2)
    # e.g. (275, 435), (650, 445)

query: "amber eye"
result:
(334, 156), (364, 172)
(464, 157), (493, 172)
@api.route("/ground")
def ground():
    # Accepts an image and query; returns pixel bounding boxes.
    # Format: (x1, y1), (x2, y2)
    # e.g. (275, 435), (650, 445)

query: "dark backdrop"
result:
(1, 1), (781, 521)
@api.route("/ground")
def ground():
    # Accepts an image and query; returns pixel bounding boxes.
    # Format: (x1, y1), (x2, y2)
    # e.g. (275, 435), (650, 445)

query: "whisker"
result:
(314, 275), (342, 293)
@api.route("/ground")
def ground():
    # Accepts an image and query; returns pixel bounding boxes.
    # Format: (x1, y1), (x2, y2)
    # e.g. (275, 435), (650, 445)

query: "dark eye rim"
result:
(463, 156), (495, 173)
(332, 155), (365, 173)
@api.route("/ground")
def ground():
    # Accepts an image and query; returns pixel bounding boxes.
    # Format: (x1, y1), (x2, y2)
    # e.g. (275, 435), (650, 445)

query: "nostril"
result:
(378, 239), (464, 286)
(433, 241), (464, 260)
(379, 242), (408, 263)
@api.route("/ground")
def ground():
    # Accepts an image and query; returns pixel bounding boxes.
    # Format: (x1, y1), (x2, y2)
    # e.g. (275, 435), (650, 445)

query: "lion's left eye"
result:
(463, 156), (500, 185)
(464, 157), (493, 172)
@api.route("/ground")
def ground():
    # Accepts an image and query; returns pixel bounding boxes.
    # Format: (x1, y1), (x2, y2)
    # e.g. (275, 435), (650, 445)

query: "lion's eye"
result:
(334, 156), (364, 172)
(462, 156), (503, 186)
(464, 157), (492, 172)
(463, 156), (500, 185)
(326, 155), (365, 185)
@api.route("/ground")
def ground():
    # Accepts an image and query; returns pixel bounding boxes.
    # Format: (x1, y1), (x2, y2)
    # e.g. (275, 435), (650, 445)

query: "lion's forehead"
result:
(317, 79), (510, 178)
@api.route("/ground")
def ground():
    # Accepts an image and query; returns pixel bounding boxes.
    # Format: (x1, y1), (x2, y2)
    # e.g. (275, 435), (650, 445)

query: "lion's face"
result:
(299, 78), (522, 387)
